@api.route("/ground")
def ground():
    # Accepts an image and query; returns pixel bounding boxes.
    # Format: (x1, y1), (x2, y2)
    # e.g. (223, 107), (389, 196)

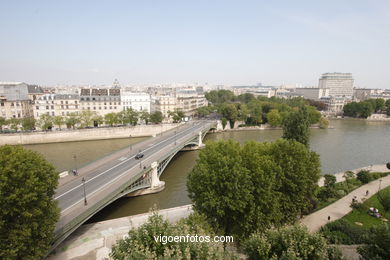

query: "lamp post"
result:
(174, 130), (177, 145)
(379, 179), (382, 192)
(129, 134), (132, 154)
(82, 177), (87, 205)
(73, 155), (78, 175)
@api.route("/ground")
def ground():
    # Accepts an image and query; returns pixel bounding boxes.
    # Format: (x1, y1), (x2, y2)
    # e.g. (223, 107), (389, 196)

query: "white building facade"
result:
(121, 92), (151, 113)
(319, 73), (354, 97)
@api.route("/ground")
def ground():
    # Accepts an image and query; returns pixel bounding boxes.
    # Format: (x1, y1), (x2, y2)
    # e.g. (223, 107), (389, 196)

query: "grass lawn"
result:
(342, 186), (390, 229)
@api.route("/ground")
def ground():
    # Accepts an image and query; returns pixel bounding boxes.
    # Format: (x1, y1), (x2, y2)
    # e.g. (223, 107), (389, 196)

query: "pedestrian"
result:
(366, 190), (369, 196)
(328, 216), (331, 221)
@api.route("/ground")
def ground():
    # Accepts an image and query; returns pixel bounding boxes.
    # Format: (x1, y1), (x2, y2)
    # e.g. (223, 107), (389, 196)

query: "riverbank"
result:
(0, 123), (182, 145)
(48, 164), (390, 260)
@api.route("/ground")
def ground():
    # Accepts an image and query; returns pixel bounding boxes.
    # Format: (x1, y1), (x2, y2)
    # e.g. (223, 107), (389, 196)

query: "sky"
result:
(0, 0), (389, 88)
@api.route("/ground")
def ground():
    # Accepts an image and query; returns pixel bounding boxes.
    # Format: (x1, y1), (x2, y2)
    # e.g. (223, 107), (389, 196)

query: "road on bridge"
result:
(54, 120), (214, 235)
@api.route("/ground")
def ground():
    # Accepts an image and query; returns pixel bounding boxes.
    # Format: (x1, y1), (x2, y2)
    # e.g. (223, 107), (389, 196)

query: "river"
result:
(24, 119), (390, 222)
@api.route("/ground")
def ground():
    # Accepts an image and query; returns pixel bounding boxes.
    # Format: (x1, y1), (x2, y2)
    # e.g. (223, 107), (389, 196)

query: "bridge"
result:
(51, 120), (217, 251)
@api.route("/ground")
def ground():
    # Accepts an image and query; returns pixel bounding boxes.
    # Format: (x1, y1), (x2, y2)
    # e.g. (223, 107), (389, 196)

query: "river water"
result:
(24, 119), (390, 222)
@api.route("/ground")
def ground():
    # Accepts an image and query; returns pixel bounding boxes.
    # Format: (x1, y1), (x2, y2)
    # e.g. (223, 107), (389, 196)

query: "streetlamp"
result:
(73, 155), (78, 175)
(379, 179), (382, 192)
(82, 177), (87, 205)
(129, 134), (132, 154)
(174, 130), (177, 145)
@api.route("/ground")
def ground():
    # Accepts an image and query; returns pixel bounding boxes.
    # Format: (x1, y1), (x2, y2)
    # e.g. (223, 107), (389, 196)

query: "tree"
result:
(247, 100), (263, 125)
(358, 224), (390, 260)
(267, 109), (283, 127)
(221, 117), (227, 129)
(356, 170), (371, 184)
(378, 189), (390, 213)
(39, 114), (54, 130)
(169, 109), (184, 123)
(282, 106), (311, 147)
(187, 139), (320, 239)
(0, 145), (59, 259)
(358, 102), (374, 118)
(110, 212), (235, 259)
(7, 118), (21, 131)
(205, 90), (234, 104)
(244, 225), (343, 260)
(307, 106), (322, 124)
(139, 111), (150, 125)
(52, 116), (65, 129)
(150, 111), (163, 124)
(387, 162), (390, 170)
(343, 102), (359, 117)
(104, 112), (119, 126)
(79, 110), (97, 127)
(319, 117), (330, 129)
(375, 98), (385, 112)
(196, 106), (211, 118)
(65, 113), (80, 129)
(21, 117), (36, 131)
(221, 103), (238, 129)
(0, 117), (6, 131)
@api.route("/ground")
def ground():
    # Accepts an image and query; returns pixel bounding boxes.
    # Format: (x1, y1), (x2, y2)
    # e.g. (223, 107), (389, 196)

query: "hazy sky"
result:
(1, 1), (389, 88)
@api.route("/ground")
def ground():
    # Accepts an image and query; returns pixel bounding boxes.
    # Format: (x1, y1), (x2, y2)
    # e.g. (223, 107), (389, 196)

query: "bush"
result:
(320, 219), (368, 244)
(358, 224), (390, 260)
(244, 225), (343, 260)
(357, 170), (372, 184)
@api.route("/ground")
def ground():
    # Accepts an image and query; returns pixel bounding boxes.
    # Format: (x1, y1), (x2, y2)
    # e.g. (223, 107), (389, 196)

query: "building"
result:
(320, 96), (347, 113)
(175, 86), (208, 115)
(354, 88), (390, 101)
(0, 82), (33, 119)
(79, 88), (121, 116)
(319, 73), (354, 97)
(295, 87), (329, 100)
(121, 92), (151, 113)
(153, 95), (178, 118)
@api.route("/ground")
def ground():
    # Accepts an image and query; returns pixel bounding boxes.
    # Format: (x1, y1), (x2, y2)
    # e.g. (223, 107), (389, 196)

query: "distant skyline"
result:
(1, 1), (389, 88)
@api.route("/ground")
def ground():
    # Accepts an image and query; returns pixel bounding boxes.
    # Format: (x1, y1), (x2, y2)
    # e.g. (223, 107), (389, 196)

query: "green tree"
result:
(196, 106), (211, 118)
(244, 225), (343, 260)
(375, 98), (385, 112)
(169, 109), (184, 123)
(0, 145), (59, 259)
(52, 116), (65, 129)
(319, 117), (330, 129)
(139, 111), (150, 125)
(358, 101), (374, 118)
(110, 212), (235, 260)
(0, 117), (6, 131)
(119, 108), (139, 125)
(150, 111), (163, 124)
(307, 105), (322, 124)
(7, 118), (21, 131)
(187, 139), (320, 239)
(39, 114), (53, 130)
(221, 117), (227, 129)
(221, 103), (238, 129)
(282, 106), (311, 147)
(104, 112), (119, 126)
(358, 224), (390, 260)
(79, 110), (97, 127)
(21, 117), (36, 131)
(247, 100), (263, 125)
(65, 113), (80, 129)
(378, 189), (390, 213)
(343, 102), (359, 117)
(356, 170), (371, 184)
(93, 115), (104, 127)
(205, 90), (235, 104)
(267, 109), (283, 127)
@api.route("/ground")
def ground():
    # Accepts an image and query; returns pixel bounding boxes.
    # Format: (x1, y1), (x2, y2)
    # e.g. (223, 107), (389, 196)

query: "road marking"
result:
(54, 123), (209, 201)
(118, 157), (127, 161)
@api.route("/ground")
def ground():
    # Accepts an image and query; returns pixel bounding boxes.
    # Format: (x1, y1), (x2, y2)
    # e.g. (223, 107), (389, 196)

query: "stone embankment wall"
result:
(0, 123), (181, 145)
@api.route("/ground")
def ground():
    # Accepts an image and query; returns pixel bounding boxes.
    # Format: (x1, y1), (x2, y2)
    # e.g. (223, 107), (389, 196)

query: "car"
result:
(135, 153), (144, 160)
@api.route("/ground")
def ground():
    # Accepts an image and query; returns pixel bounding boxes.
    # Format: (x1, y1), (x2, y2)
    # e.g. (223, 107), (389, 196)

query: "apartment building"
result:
(319, 73), (354, 97)
(121, 92), (151, 112)
(0, 82), (33, 119)
(79, 88), (121, 116)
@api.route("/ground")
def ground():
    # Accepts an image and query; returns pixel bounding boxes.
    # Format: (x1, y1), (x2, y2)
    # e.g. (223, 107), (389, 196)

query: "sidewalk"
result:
(301, 165), (390, 232)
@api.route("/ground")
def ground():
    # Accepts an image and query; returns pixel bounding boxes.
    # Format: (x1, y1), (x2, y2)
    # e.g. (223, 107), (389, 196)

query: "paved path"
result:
(301, 164), (390, 232)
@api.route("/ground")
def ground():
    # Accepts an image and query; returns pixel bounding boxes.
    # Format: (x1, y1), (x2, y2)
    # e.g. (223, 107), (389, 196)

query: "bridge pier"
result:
(127, 161), (165, 197)
(198, 131), (205, 148)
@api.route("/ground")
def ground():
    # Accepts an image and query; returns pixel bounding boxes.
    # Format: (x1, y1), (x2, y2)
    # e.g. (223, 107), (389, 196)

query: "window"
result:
(75, 101), (78, 104)
(65, 101), (68, 104)
(46, 106), (49, 109)
(66, 105), (69, 109)
(36, 106), (39, 109)
(52, 112), (55, 116)
(61, 101), (63, 104)
(61, 105), (64, 109)
(51, 105), (54, 109)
